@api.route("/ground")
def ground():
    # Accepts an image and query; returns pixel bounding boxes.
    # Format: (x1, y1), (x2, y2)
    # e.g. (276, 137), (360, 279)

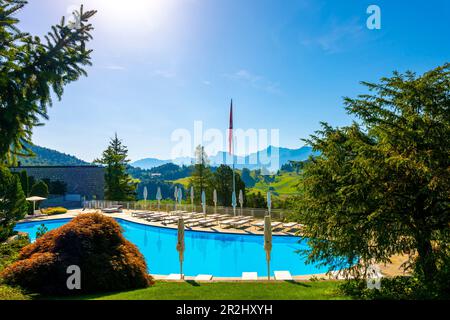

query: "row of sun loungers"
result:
(131, 211), (302, 231)
(165, 270), (294, 281)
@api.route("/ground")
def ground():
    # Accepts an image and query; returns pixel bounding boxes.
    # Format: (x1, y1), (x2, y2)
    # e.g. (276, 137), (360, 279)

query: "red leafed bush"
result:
(1, 213), (153, 295)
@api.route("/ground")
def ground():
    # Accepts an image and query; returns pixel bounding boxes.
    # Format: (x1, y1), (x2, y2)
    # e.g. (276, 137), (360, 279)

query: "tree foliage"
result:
(95, 134), (137, 201)
(213, 164), (246, 207)
(0, 166), (27, 241)
(189, 145), (214, 204)
(0, 0), (96, 163)
(295, 64), (450, 288)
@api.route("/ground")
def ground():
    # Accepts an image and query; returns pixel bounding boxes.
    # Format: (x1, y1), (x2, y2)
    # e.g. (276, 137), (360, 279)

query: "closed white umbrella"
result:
(26, 196), (47, 215)
(190, 186), (194, 212)
(143, 186), (148, 208)
(176, 218), (185, 279)
(213, 189), (218, 214)
(267, 191), (272, 217)
(239, 189), (244, 216)
(178, 188), (183, 212)
(264, 215), (273, 281)
(232, 190), (237, 216)
(174, 186), (178, 211)
(156, 187), (162, 211)
(201, 190), (206, 217)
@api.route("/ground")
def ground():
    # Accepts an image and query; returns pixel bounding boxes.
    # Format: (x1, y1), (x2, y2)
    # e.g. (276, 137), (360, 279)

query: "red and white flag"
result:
(228, 100), (233, 155)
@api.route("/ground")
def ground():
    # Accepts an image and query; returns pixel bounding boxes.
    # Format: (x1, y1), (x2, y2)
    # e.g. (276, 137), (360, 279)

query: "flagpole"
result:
(230, 99), (236, 217)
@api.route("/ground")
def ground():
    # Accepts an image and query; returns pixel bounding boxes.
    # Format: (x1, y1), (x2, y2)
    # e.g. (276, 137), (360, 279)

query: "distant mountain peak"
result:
(131, 146), (316, 171)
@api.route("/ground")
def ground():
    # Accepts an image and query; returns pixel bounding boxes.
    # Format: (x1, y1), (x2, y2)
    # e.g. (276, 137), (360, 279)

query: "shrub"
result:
(1, 213), (153, 295)
(339, 276), (449, 300)
(0, 166), (27, 241)
(0, 285), (30, 300)
(40, 207), (68, 216)
(0, 235), (30, 272)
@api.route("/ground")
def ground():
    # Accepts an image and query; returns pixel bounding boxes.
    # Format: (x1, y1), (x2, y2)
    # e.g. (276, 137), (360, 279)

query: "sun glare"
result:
(91, 0), (175, 34)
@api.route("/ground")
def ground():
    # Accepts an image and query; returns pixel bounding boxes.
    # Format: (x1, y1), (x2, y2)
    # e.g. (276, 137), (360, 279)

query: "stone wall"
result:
(10, 166), (105, 200)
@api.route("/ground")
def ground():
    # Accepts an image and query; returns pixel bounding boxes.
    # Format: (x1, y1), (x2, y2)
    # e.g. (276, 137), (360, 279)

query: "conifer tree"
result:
(0, 0), (96, 163)
(95, 134), (137, 201)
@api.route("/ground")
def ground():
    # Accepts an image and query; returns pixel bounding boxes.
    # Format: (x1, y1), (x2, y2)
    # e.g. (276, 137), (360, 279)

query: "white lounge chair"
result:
(231, 218), (253, 228)
(166, 274), (184, 280)
(197, 218), (218, 227)
(251, 221), (283, 229)
(274, 271), (293, 281)
(282, 222), (299, 229)
(195, 274), (213, 281)
(242, 272), (258, 280)
(220, 217), (248, 228)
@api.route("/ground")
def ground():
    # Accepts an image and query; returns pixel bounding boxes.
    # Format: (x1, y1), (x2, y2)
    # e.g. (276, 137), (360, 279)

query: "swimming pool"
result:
(14, 218), (332, 277)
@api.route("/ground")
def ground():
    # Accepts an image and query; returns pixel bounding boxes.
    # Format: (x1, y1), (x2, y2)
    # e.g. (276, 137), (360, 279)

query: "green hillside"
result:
(172, 171), (301, 199)
(248, 172), (300, 198)
(17, 144), (90, 166)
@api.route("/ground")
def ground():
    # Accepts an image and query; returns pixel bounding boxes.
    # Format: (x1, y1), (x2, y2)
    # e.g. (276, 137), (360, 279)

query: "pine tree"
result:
(189, 145), (213, 204)
(0, 1), (96, 163)
(95, 134), (137, 201)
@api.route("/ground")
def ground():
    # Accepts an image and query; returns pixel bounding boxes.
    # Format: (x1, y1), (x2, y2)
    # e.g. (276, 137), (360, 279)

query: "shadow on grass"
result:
(285, 280), (311, 287)
(185, 280), (201, 287)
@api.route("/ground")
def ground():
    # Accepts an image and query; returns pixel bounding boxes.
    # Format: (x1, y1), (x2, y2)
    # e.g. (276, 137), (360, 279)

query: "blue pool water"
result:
(15, 218), (332, 277)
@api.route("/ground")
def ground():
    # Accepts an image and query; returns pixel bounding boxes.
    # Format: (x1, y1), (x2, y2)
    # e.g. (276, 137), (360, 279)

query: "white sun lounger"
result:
(102, 207), (122, 213)
(231, 218), (253, 228)
(242, 272), (258, 280)
(166, 274), (184, 280)
(274, 271), (293, 281)
(195, 274), (213, 281)
(146, 213), (168, 222)
(251, 221), (283, 229)
(220, 217), (248, 228)
(283, 222), (299, 229)
(196, 218), (218, 227)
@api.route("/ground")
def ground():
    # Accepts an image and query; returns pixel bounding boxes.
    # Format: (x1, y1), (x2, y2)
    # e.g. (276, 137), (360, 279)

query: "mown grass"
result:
(49, 280), (350, 300)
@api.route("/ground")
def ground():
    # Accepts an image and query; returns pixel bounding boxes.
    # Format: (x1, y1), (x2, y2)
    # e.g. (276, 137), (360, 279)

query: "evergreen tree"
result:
(0, 1), (96, 163)
(95, 134), (137, 201)
(246, 191), (267, 208)
(295, 64), (450, 289)
(0, 166), (27, 241)
(189, 145), (213, 204)
(19, 170), (29, 196)
(212, 165), (246, 207)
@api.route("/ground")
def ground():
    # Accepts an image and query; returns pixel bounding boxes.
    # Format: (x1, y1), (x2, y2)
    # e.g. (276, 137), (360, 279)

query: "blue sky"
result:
(18, 0), (450, 162)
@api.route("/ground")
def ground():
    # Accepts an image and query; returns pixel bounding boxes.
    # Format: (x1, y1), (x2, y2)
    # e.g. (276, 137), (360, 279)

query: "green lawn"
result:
(50, 280), (350, 300)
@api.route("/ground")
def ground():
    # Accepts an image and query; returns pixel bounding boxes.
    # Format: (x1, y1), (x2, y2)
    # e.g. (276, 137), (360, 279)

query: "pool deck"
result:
(20, 209), (302, 237)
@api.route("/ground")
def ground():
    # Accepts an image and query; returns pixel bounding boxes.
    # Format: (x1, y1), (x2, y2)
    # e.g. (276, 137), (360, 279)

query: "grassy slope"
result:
(248, 172), (300, 198)
(57, 281), (349, 300)
(172, 172), (301, 199)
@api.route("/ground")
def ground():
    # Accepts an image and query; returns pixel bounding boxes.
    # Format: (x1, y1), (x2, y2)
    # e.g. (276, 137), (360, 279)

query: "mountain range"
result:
(15, 144), (317, 172)
(131, 146), (317, 171)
